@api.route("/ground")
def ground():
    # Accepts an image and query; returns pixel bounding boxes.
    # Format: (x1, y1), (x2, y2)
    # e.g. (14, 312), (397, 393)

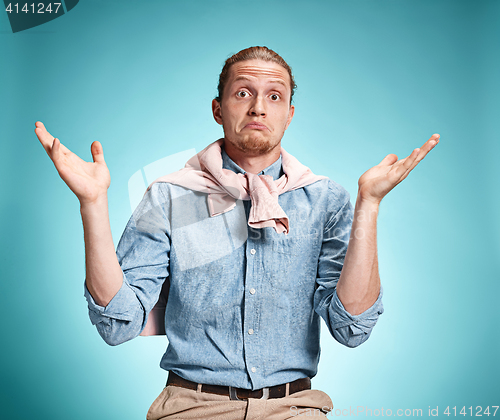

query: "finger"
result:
(35, 121), (46, 130)
(391, 148), (420, 180)
(415, 134), (440, 160)
(91, 141), (105, 163)
(35, 122), (75, 161)
(385, 134), (440, 186)
(34, 121), (55, 155)
(52, 138), (62, 170)
(419, 134), (440, 154)
(403, 134), (440, 175)
(429, 133), (440, 144)
(378, 153), (398, 166)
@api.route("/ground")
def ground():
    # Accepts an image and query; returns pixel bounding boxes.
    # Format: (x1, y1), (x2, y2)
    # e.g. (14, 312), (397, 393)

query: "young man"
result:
(35, 46), (439, 419)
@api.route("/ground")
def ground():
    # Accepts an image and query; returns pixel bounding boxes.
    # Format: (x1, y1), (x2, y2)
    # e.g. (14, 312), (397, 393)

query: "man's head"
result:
(212, 47), (296, 158)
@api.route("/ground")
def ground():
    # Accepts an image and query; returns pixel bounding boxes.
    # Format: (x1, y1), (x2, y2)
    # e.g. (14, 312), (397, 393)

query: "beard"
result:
(223, 132), (282, 156)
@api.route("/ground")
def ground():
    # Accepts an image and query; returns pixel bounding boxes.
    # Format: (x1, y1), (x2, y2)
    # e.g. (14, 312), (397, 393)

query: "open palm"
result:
(35, 121), (110, 204)
(358, 134), (440, 204)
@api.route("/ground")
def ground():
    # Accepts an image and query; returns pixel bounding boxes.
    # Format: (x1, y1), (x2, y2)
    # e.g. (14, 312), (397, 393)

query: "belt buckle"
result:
(228, 386), (270, 400)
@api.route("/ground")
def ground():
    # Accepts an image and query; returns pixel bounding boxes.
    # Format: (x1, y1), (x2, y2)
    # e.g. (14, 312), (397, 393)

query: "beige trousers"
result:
(146, 385), (333, 420)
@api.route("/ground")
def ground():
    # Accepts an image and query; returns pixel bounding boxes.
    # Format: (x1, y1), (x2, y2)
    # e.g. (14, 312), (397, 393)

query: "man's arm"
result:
(335, 197), (380, 315)
(336, 134), (440, 315)
(81, 195), (123, 307)
(84, 183), (171, 345)
(35, 121), (123, 306)
(314, 187), (383, 348)
(35, 121), (169, 345)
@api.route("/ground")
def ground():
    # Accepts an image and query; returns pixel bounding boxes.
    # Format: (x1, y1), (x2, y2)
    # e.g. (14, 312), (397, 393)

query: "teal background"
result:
(1, 0), (499, 418)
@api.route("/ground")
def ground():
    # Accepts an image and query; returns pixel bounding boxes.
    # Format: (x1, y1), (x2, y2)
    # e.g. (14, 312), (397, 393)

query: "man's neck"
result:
(222, 140), (281, 175)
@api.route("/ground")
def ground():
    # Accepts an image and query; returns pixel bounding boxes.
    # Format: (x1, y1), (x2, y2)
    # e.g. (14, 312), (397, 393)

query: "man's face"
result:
(212, 59), (295, 156)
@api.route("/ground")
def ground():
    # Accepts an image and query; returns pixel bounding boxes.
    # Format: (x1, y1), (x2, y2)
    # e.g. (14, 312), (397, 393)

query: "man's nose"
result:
(249, 96), (266, 116)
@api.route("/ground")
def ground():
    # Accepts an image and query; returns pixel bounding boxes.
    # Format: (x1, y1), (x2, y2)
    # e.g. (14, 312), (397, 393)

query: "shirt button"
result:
(250, 248), (256, 255)
(248, 329), (254, 335)
(249, 288), (256, 295)
(251, 367), (257, 373)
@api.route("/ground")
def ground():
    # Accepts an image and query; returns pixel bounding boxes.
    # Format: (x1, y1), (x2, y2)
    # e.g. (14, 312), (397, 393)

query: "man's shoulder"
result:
(135, 182), (207, 221)
(301, 177), (351, 204)
(147, 181), (204, 200)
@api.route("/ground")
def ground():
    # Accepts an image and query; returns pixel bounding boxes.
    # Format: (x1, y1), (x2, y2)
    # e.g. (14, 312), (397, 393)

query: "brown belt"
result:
(166, 371), (311, 400)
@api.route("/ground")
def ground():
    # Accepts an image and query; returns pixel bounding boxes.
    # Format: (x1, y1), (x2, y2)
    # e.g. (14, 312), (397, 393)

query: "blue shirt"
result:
(84, 148), (384, 390)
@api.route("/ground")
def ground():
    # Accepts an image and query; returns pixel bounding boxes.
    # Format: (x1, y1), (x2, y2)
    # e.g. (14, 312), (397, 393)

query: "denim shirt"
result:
(84, 149), (384, 390)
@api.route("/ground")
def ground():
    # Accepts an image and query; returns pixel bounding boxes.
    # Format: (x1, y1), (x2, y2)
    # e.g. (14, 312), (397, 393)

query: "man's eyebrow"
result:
(233, 76), (287, 88)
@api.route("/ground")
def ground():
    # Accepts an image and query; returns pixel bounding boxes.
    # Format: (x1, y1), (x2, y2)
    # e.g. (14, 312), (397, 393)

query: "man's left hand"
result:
(357, 133), (440, 205)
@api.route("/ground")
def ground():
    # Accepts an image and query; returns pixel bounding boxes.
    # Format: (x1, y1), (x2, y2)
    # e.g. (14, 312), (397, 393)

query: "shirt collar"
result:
(221, 146), (283, 181)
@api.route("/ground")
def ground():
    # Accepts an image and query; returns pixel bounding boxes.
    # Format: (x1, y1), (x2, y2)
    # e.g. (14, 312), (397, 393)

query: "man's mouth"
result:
(244, 122), (268, 130)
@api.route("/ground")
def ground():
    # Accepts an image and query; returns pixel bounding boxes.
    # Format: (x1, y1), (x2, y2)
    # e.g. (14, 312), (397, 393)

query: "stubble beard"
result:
(224, 131), (282, 156)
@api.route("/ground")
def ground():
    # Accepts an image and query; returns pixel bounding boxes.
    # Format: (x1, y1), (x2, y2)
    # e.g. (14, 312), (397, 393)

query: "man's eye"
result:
(270, 94), (280, 101)
(237, 91), (249, 98)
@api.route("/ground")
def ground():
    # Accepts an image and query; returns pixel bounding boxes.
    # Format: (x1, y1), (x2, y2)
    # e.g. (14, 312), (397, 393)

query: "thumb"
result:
(91, 141), (105, 163)
(378, 153), (398, 166)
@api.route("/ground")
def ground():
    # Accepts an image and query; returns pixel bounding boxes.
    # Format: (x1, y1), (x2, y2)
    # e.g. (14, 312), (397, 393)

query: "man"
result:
(35, 46), (439, 419)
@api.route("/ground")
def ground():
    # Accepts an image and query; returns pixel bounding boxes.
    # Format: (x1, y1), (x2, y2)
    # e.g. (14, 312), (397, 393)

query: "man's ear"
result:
(284, 104), (295, 130)
(212, 99), (223, 125)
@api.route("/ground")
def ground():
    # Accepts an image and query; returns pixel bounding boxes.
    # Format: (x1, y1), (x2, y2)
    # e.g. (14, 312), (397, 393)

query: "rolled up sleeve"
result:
(320, 285), (384, 348)
(84, 273), (147, 345)
(314, 184), (384, 348)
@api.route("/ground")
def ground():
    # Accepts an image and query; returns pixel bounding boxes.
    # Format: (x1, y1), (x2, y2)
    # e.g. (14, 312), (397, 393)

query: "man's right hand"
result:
(34, 121), (110, 205)
(35, 121), (123, 307)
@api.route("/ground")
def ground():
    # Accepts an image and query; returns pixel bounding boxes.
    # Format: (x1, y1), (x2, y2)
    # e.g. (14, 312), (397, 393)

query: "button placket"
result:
(244, 237), (261, 385)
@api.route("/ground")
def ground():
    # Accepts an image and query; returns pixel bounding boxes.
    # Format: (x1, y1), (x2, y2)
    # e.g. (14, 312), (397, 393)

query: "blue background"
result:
(1, 0), (498, 418)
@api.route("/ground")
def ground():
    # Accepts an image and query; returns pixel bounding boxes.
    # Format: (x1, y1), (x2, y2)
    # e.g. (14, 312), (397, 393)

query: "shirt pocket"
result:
(270, 233), (321, 291)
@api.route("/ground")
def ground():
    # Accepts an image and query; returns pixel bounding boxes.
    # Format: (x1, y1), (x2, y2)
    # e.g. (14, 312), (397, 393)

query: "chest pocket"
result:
(270, 233), (321, 291)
